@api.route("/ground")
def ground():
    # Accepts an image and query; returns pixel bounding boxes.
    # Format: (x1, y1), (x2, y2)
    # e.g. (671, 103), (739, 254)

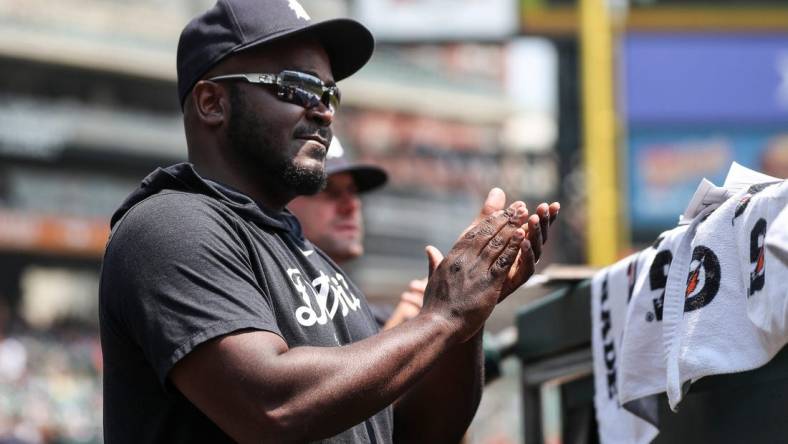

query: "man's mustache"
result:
(294, 126), (332, 145)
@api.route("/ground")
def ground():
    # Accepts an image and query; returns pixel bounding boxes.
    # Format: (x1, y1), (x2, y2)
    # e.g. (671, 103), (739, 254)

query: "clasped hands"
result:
(421, 188), (560, 342)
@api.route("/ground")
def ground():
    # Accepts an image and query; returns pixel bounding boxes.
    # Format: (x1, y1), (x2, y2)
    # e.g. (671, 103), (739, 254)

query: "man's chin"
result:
(331, 247), (364, 264)
(282, 163), (327, 195)
(297, 178), (327, 196)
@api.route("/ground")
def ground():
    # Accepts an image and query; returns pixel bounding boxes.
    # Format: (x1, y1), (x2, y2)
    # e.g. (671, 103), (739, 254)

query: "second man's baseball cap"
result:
(326, 138), (387, 194)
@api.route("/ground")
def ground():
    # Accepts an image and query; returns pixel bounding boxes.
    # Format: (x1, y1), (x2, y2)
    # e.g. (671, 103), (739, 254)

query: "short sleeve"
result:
(100, 192), (280, 387)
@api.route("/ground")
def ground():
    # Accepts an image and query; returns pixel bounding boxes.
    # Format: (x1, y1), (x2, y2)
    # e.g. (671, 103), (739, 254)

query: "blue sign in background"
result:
(623, 33), (788, 124)
(628, 127), (787, 235)
(623, 33), (788, 239)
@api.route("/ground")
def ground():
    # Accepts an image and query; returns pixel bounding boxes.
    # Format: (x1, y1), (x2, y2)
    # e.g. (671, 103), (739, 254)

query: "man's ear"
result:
(191, 80), (228, 127)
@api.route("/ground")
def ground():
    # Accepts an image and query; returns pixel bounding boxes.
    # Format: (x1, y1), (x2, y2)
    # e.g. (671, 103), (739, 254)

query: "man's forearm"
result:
(392, 329), (484, 443)
(172, 312), (463, 443)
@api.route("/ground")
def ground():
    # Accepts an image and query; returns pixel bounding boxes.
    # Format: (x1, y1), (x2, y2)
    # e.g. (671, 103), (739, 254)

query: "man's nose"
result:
(306, 103), (334, 127)
(336, 194), (360, 214)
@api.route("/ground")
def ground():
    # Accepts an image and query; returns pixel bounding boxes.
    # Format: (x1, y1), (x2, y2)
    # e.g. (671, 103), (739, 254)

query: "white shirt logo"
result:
(287, 269), (361, 327)
(288, 0), (311, 21)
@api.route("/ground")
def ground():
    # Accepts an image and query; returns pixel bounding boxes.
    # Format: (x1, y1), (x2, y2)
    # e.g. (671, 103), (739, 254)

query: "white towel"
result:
(663, 179), (788, 409)
(592, 256), (659, 444)
(595, 164), (787, 432)
(617, 164), (783, 413)
(766, 204), (788, 266)
(738, 181), (788, 355)
(615, 225), (686, 422)
(658, 176), (732, 409)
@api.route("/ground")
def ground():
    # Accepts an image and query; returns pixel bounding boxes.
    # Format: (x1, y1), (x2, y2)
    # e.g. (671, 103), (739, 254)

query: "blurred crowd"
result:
(0, 320), (102, 444)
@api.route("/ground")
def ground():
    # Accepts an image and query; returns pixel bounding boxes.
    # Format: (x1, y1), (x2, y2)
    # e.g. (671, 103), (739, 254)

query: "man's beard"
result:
(227, 86), (327, 195)
(281, 161), (327, 195)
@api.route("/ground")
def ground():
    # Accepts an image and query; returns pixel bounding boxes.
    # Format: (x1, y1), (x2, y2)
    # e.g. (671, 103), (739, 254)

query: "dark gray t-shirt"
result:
(99, 164), (392, 443)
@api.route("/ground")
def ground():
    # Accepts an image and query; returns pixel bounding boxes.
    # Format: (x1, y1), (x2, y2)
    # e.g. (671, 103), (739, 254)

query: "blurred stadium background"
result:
(0, 0), (786, 442)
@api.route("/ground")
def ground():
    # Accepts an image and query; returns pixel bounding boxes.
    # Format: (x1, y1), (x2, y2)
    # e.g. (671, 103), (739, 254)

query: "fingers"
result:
(383, 296), (422, 330)
(468, 200), (527, 243)
(457, 209), (505, 251)
(425, 246), (444, 278)
(409, 278), (427, 294)
(519, 239), (536, 281)
(537, 203), (550, 243)
(490, 228), (526, 277)
(400, 291), (424, 308)
(536, 202), (561, 243)
(459, 188), (506, 240)
(527, 201), (561, 254)
(527, 214), (543, 262)
(548, 202), (560, 225)
(403, 278), (426, 307)
(479, 202), (528, 265)
(481, 188), (506, 218)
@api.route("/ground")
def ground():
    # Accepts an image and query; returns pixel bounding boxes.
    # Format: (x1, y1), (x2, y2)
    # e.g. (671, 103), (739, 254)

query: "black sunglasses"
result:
(208, 70), (341, 112)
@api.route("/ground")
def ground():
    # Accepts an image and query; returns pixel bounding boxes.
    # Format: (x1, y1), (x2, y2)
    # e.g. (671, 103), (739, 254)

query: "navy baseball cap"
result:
(326, 138), (387, 194)
(177, 0), (374, 107)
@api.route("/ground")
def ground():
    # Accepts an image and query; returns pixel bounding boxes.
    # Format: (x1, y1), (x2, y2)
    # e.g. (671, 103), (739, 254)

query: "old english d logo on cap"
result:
(327, 137), (345, 159)
(288, 0), (311, 20)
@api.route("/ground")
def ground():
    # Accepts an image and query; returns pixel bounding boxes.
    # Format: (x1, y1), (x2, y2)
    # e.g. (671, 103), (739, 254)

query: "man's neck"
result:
(192, 161), (294, 212)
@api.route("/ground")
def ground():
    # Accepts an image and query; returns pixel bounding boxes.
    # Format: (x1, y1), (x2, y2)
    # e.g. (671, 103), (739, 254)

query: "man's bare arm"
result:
(171, 312), (458, 443)
(170, 194), (557, 443)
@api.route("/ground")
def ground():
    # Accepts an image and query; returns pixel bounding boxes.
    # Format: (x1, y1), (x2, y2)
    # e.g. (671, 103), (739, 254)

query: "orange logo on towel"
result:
(684, 246), (720, 312)
(685, 267), (700, 297)
(749, 218), (767, 297)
